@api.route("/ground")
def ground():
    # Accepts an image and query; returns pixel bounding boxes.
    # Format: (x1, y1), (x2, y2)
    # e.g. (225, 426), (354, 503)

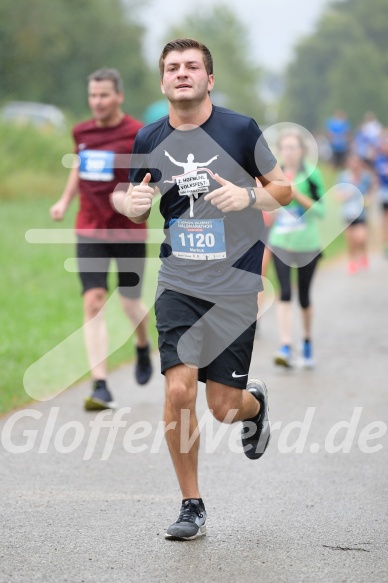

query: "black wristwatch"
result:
(246, 187), (256, 207)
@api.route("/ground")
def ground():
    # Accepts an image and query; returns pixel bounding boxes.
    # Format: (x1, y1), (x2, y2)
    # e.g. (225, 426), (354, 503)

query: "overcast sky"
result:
(139, 0), (333, 72)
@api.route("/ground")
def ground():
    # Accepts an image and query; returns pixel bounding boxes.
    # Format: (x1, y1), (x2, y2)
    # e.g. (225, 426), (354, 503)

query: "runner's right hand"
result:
(50, 200), (67, 221)
(124, 173), (155, 218)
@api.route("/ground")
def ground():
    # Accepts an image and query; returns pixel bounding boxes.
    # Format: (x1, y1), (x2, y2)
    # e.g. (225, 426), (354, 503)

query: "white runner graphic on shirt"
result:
(164, 151), (218, 217)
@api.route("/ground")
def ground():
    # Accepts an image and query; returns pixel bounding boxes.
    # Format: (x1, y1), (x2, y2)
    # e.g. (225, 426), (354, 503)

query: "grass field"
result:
(0, 123), (344, 414)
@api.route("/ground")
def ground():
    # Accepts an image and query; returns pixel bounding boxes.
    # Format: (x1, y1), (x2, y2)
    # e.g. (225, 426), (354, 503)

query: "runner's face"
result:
(161, 49), (214, 104)
(88, 80), (123, 122)
(278, 136), (304, 168)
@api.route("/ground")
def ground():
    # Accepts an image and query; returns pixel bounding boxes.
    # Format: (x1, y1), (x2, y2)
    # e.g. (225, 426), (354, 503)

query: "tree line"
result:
(0, 0), (158, 120)
(280, 0), (388, 131)
(2, 0), (385, 130)
(0, 0), (264, 122)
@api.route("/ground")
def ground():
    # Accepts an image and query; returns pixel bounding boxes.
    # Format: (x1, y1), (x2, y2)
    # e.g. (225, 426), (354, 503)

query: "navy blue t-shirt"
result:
(129, 105), (277, 297)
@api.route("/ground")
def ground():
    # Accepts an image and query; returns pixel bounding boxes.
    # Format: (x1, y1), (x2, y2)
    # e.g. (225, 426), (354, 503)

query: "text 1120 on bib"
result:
(169, 218), (226, 260)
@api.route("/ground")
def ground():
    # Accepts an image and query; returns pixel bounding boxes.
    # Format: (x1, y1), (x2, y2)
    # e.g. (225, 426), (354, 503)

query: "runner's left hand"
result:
(204, 174), (250, 212)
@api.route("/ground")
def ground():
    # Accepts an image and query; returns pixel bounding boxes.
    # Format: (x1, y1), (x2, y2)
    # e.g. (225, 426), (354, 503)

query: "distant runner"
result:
(268, 129), (325, 369)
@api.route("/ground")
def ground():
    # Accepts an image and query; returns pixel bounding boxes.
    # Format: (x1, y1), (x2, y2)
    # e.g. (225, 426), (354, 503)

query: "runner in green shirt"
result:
(268, 129), (325, 368)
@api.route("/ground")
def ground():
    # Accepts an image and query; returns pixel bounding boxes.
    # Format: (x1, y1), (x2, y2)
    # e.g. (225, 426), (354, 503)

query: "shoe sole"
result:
(274, 355), (293, 368)
(243, 379), (271, 460)
(165, 525), (207, 541)
(84, 398), (117, 411)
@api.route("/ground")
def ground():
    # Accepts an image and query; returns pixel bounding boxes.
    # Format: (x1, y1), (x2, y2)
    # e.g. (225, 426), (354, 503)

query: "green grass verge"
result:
(0, 122), (163, 414)
(0, 122), (345, 414)
(0, 198), (161, 413)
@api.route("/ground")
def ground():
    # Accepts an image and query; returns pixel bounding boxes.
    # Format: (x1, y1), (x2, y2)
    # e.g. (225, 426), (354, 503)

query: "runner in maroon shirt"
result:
(50, 68), (152, 410)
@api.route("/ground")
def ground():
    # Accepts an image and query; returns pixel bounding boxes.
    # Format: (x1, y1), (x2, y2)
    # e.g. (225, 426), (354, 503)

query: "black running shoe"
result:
(135, 344), (153, 385)
(241, 379), (271, 460)
(165, 499), (207, 541)
(84, 380), (116, 411)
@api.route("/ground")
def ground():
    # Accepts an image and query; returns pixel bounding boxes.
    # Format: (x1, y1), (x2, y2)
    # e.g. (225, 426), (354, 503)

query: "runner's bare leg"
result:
(164, 365), (200, 499)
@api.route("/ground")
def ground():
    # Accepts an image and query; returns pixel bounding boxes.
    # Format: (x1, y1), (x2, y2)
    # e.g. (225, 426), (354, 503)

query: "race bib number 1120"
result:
(169, 218), (226, 260)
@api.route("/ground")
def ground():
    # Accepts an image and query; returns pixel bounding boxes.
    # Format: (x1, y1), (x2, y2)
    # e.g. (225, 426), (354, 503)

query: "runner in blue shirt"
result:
(325, 110), (351, 168)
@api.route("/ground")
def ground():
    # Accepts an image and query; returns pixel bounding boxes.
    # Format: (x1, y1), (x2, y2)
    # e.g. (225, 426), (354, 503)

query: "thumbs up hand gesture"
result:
(204, 174), (252, 212)
(124, 173), (155, 220)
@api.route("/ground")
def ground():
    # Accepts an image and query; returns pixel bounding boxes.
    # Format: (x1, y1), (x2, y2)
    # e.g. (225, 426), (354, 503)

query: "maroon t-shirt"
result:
(73, 114), (146, 241)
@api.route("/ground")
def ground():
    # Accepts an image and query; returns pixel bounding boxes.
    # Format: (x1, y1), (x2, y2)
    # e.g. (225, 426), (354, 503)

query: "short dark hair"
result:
(159, 38), (213, 78)
(87, 68), (123, 93)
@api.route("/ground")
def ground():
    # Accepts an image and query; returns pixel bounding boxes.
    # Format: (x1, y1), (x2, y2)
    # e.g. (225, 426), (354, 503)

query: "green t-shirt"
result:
(268, 165), (325, 252)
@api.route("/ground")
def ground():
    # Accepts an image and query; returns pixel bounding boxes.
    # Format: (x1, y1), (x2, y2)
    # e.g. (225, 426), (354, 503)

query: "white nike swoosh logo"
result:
(232, 371), (248, 378)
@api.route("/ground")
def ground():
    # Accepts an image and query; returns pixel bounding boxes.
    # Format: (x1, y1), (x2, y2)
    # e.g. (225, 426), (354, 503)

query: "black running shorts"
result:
(155, 288), (258, 389)
(76, 235), (146, 299)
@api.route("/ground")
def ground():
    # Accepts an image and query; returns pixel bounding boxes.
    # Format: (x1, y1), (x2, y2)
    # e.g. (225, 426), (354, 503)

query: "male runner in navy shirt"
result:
(117, 39), (291, 540)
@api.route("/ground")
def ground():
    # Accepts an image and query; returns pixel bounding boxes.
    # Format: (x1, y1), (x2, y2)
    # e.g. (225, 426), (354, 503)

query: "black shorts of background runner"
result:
(77, 235), (146, 298)
(272, 248), (321, 309)
(382, 202), (388, 212)
(155, 288), (258, 389)
(332, 150), (348, 169)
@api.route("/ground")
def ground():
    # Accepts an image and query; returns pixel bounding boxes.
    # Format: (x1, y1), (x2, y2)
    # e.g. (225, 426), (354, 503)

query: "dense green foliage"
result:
(0, 1), (267, 121)
(280, 0), (388, 130)
(0, 0), (159, 119)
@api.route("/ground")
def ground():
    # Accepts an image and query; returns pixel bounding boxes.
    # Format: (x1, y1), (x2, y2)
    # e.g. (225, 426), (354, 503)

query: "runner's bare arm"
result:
(292, 187), (315, 210)
(110, 187), (129, 215)
(204, 164), (292, 212)
(50, 165), (79, 221)
(120, 173), (155, 223)
(255, 163), (293, 210)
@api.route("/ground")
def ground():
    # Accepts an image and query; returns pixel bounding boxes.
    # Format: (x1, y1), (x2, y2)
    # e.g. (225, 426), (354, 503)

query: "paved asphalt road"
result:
(1, 256), (387, 583)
